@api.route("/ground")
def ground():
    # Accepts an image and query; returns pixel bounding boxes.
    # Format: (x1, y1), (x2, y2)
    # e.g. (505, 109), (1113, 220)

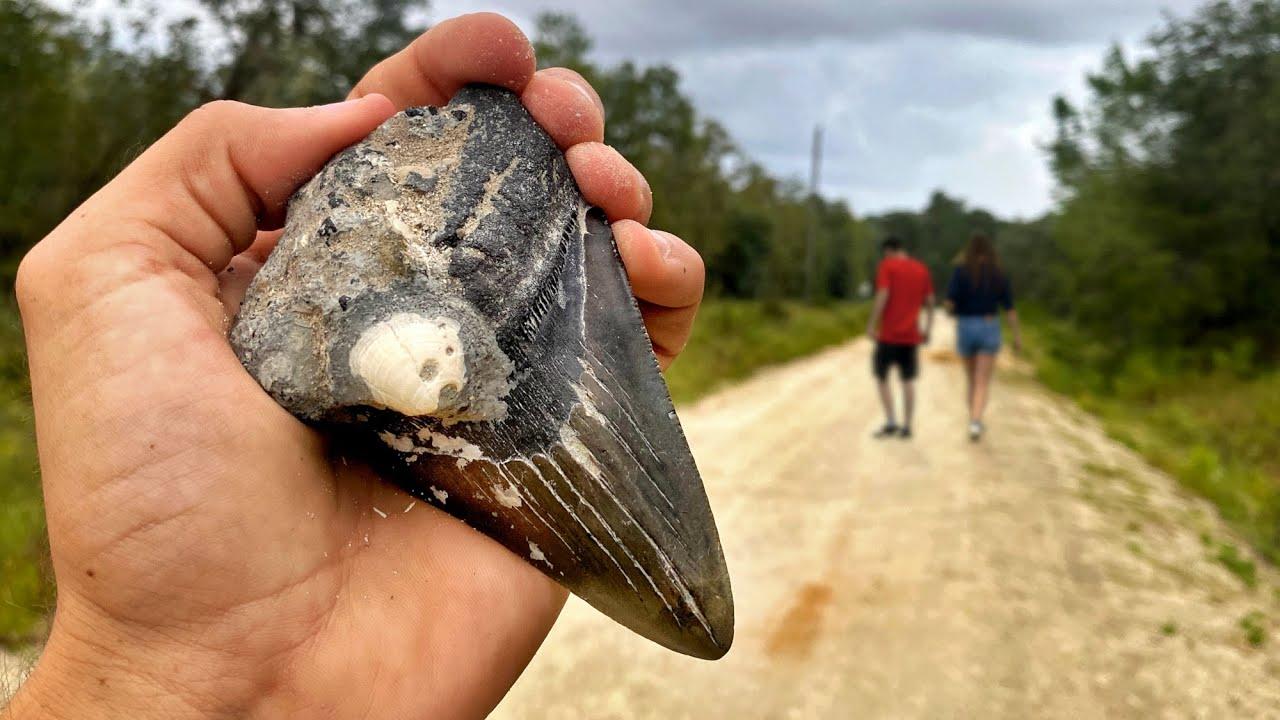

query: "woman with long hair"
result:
(946, 233), (1023, 441)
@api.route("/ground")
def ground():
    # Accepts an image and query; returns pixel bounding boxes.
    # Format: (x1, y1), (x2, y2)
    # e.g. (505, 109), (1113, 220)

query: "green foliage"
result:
(1240, 610), (1267, 647)
(1026, 309), (1280, 564)
(0, 302), (48, 647)
(1215, 542), (1259, 589)
(0, 0), (204, 274)
(0, 0), (428, 281)
(664, 301), (869, 405)
(199, 0), (428, 106)
(1048, 0), (1280, 355)
(1160, 621), (1178, 637)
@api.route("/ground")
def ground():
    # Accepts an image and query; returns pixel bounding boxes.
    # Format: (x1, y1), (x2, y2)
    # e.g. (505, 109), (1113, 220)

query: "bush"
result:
(0, 301), (50, 647)
(1026, 308), (1280, 564)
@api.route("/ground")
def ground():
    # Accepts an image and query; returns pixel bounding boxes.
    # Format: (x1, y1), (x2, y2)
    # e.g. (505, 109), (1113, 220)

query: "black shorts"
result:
(873, 342), (919, 381)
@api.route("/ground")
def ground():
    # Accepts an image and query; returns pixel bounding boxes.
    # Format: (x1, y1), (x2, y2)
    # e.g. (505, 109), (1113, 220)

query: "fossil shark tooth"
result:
(229, 84), (734, 659)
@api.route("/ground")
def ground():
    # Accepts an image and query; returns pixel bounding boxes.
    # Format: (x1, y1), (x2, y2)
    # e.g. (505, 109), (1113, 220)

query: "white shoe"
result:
(968, 421), (984, 442)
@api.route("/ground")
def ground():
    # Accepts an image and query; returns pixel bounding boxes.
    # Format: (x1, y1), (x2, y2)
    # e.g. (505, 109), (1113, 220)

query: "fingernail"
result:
(561, 77), (599, 110)
(650, 229), (675, 262)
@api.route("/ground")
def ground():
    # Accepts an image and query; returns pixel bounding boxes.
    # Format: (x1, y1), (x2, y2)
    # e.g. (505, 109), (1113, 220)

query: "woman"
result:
(946, 233), (1023, 442)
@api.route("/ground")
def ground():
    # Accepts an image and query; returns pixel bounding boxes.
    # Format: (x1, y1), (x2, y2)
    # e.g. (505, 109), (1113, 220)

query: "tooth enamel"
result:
(350, 314), (466, 416)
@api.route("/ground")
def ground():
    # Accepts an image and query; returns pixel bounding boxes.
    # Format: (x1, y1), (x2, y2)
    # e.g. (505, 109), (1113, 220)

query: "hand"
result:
(1013, 336), (1025, 355)
(866, 325), (878, 340)
(9, 13), (703, 719)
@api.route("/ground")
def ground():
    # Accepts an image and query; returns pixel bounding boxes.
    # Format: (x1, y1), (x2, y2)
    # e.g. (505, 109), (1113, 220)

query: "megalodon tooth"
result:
(229, 84), (734, 660)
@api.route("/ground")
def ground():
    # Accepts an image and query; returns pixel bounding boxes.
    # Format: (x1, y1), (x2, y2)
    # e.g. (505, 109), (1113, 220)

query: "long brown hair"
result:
(962, 232), (1002, 288)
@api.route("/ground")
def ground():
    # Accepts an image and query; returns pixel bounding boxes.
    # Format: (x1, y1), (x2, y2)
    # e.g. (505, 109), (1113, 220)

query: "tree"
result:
(1046, 0), (1280, 355)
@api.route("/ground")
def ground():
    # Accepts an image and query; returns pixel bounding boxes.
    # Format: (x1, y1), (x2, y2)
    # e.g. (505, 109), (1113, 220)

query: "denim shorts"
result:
(957, 316), (1002, 357)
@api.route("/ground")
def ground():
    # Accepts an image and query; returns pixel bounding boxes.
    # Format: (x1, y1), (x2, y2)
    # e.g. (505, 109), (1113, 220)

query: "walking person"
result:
(946, 232), (1023, 442)
(867, 236), (936, 439)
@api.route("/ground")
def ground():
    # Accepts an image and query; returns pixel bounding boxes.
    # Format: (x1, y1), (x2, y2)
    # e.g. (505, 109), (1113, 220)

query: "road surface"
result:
(494, 324), (1280, 719)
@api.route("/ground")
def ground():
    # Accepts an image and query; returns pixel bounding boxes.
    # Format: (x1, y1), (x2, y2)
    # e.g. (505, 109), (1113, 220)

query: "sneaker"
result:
(968, 421), (984, 442)
(899, 426), (913, 440)
(873, 423), (900, 439)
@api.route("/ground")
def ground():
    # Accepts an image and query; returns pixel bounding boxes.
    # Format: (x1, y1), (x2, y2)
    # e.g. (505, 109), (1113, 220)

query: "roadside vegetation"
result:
(666, 301), (868, 404)
(1024, 308), (1280, 566)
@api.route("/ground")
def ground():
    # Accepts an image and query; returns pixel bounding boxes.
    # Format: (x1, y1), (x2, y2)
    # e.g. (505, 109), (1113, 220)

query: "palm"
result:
(37, 269), (561, 717)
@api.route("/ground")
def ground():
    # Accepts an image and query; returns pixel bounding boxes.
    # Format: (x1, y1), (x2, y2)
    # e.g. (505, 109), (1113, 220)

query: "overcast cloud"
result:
(69, 0), (1208, 218)
(431, 0), (1205, 219)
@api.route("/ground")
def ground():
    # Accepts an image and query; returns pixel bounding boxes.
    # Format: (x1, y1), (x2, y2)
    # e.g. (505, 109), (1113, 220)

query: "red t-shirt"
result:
(875, 256), (934, 345)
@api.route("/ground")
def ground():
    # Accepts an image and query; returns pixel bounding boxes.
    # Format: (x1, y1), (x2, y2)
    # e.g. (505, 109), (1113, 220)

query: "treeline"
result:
(0, 1), (875, 299)
(1043, 0), (1280, 368)
(881, 0), (1280, 376)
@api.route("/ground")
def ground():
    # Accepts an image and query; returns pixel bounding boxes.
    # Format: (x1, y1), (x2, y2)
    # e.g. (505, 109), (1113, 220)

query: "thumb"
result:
(47, 95), (396, 279)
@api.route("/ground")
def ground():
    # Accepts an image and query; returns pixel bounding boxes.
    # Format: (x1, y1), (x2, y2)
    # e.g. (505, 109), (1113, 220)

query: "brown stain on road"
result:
(764, 582), (834, 660)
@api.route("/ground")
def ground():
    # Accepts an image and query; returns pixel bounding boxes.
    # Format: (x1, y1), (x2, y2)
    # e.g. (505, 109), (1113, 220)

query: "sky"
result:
(427, 0), (1206, 219)
(68, 0), (1209, 219)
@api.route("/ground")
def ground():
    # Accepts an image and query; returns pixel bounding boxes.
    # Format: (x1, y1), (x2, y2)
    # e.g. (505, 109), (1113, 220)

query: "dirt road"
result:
(494, 324), (1280, 719)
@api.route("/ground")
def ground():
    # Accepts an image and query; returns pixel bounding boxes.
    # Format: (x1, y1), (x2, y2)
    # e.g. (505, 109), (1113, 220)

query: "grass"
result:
(1023, 307), (1280, 566)
(1214, 542), (1259, 590)
(665, 300), (869, 404)
(0, 300), (51, 648)
(1240, 611), (1267, 648)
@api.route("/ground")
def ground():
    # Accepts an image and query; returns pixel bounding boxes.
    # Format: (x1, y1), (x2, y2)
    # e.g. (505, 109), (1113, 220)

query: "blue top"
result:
(947, 266), (1014, 317)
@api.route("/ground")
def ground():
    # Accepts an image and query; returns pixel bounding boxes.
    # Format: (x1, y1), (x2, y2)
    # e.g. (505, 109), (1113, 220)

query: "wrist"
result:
(8, 603), (254, 720)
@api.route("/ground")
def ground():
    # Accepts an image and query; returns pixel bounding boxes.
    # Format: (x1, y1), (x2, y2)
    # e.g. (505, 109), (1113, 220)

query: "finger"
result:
(521, 68), (604, 149)
(612, 221), (704, 308)
(612, 221), (705, 366)
(349, 13), (536, 107)
(96, 95), (397, 275)
(541, 67), (605, 117)
(217, 230), (281, 317)
(566, 144), (652, 224)
(640, 302), (700, 370)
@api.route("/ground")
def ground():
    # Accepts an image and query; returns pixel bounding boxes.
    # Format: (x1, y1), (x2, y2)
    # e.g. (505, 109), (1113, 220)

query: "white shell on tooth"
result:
(349, 314), (466, 416)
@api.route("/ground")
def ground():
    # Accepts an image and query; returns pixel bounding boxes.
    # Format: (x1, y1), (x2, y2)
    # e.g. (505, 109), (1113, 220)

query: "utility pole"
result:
(804, 124), (824, 301)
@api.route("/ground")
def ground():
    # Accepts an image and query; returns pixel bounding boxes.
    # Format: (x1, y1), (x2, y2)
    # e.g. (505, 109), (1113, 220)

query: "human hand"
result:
(9, 13), (703, 720)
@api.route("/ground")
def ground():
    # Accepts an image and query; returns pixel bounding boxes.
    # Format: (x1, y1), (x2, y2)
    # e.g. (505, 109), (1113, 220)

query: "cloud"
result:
(437, 0), (1204, 58)
(63, 0), (1201, 218)
(429, 0), (1208, 218)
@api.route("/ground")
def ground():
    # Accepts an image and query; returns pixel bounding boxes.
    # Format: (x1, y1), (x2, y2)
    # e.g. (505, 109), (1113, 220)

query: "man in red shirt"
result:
(866, 236), (935, 439)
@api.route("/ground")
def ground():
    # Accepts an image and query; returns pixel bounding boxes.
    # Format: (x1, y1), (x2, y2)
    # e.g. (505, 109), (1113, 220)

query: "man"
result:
(867, 236), (935, 439)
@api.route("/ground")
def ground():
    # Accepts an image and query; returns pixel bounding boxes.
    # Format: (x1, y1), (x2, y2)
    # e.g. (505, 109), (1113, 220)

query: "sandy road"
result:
(494, 323), (1280, 719)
